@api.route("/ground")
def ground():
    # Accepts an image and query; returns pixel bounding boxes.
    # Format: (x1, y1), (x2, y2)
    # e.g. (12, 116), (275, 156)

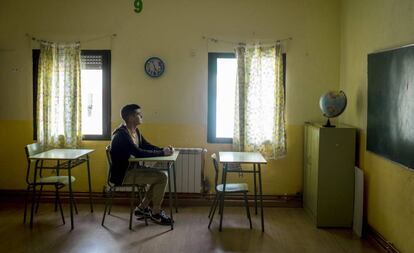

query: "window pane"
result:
(216, 58), (237, 138)
(81, 69), (103, 135)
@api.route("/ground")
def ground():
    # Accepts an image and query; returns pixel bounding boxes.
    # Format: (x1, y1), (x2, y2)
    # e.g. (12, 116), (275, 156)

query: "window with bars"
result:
(33, 50), (111, 140)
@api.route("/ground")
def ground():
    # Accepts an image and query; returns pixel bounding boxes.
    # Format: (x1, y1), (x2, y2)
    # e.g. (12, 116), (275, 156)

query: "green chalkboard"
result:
(367, 45), (414, 170)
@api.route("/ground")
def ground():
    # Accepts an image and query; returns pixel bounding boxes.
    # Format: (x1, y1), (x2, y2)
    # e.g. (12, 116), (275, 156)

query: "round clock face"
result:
(144, 57), (165, 77)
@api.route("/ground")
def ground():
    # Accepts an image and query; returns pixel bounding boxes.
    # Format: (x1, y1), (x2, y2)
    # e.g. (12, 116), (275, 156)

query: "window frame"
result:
(207, 52), (236, 143)
(207, 52), (286, 144)
(32, 49), (111, 141)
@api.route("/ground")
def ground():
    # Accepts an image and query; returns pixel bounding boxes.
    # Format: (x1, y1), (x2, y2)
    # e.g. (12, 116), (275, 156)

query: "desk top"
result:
(129, 150), (180, 162)
(29, 149), (94, 160)
(219, 151), (267, 164)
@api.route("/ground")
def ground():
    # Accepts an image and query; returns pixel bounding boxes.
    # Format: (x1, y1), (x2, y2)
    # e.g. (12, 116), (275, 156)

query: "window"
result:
(208, 53), (237, 143)
(33, 50), (111, 140)
(207, 52), (286, 144)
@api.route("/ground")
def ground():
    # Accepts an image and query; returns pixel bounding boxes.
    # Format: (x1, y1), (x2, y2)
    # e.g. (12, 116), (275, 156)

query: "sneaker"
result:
(151, 210), (173, 225)
(134, 206), (152, 217)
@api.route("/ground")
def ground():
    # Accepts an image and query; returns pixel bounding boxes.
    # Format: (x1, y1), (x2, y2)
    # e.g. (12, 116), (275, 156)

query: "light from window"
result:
(216, 58), (237, 138)
(246, 57), (276, 143)
(81, 69), (103, 135)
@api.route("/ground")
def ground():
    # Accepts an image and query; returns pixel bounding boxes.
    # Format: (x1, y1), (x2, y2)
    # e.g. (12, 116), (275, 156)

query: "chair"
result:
(101, 145), (148, 229)
(23, 143), (76, 228)
(208, 153), (252, 229)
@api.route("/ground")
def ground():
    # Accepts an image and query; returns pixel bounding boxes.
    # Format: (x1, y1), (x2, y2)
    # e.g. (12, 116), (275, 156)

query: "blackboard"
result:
(367, 45), (414, 170)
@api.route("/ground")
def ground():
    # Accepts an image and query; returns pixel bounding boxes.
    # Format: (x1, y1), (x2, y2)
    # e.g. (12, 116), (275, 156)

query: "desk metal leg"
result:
(172, 162), (178, 213)
(55, 160), (60, 212)
(129, 183), (135, 230)
(258, 164), (264, 232)
(86, 155), (93, 213)
(253, 164), (258, 215)
(29, 160), (40, 228)
(219, 164), (227, 231)
(167, 162), (174, 230)
(67, 161), (74, 230)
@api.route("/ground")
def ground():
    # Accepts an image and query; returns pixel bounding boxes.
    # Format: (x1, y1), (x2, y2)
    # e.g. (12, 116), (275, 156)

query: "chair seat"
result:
(37, 176), (76, 185)
(216, 183), (248, 193)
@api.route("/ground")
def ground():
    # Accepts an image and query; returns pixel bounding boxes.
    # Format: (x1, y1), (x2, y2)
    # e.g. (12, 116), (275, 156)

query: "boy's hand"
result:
(163, 147), (173, 156)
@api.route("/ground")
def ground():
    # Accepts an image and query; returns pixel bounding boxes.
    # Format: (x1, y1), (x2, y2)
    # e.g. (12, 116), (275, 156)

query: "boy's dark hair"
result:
(121, 104), (141, 121)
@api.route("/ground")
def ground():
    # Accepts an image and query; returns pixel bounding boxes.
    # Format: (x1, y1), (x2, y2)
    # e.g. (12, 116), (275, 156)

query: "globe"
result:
(319, 90), (347, 127)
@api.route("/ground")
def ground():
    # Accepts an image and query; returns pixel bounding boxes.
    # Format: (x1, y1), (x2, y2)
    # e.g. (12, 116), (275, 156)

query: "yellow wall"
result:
(0, 0), (340, 195)
(340, 0), (414, 252)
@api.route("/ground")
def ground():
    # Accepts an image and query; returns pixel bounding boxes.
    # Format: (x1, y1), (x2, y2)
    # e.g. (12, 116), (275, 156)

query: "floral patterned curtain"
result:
(37, 42), (82, 148)
(233, 43), (286, 159)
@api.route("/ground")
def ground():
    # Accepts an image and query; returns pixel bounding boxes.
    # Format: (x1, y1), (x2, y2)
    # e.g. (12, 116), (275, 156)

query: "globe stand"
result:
(323, 118), (335, 128)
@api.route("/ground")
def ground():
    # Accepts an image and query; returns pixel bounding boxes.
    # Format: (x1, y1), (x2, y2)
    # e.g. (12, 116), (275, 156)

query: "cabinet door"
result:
(303, 126), (311, 211)
(317, 128), (355, 227)
(303, 125), (319, 217)
(308, 126), (319, 216)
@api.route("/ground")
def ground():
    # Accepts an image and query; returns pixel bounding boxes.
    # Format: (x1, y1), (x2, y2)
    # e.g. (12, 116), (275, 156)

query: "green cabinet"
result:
(303, 122), (356, 227)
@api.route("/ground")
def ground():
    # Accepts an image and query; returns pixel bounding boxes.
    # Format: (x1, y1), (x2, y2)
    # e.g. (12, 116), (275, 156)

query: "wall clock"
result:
(144, 57), (165, 78)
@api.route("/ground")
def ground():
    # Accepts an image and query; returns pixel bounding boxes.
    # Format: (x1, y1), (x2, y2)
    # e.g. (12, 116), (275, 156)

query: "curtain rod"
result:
(25, 33), (117, 44)
(202, 36), (292, 46)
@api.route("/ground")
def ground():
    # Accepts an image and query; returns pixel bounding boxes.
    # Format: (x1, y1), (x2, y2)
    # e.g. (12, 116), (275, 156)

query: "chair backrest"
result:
(24, 143), (44, 184)
(105, 145), (112, 166)
(105, 145), (113, 186)
(25, 143), (43, 161)
(211, 153), (220, 189)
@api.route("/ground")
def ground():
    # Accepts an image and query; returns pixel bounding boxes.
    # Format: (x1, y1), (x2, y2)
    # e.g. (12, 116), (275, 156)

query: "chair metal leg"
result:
(218, 167), (228, 232)
(35, 185), (43, 213)
(208, 193), (219, 218)
(101, 187), (111, 226)
(129, 185), (136, 230)
(54, 188), (58, 212)
(23, 185), (30, 224)
(108, 189), (115, 215)
(208, 193), (220, 229)
(29, 185), (36, 228)
(55, 185), (65, 225)
(72, 196), (78, 215)
(29, 161), (40, 229)
(137, 187), (148, 226)
(243, 192), (252, 229)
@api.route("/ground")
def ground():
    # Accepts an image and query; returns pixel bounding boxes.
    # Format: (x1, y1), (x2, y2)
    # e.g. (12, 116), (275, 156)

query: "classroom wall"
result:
(339, 0), (414, 252)
(0, 0), (340, 196)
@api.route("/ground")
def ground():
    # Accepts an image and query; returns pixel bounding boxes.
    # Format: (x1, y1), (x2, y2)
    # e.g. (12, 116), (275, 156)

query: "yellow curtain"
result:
(37, 42), (82, 148)
(233, 43), (286, 159)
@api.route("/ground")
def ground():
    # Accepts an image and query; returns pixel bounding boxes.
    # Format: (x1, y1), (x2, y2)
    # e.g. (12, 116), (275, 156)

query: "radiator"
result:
(173, 148), (205, 193)
(110, 148), (206, 193)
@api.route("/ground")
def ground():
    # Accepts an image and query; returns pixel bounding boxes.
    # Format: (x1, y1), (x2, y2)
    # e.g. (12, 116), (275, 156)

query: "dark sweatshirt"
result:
(109, 124), (164, 185)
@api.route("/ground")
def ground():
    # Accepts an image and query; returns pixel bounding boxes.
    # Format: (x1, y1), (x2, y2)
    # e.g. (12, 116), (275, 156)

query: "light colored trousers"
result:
(123, 168), (167, 213)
